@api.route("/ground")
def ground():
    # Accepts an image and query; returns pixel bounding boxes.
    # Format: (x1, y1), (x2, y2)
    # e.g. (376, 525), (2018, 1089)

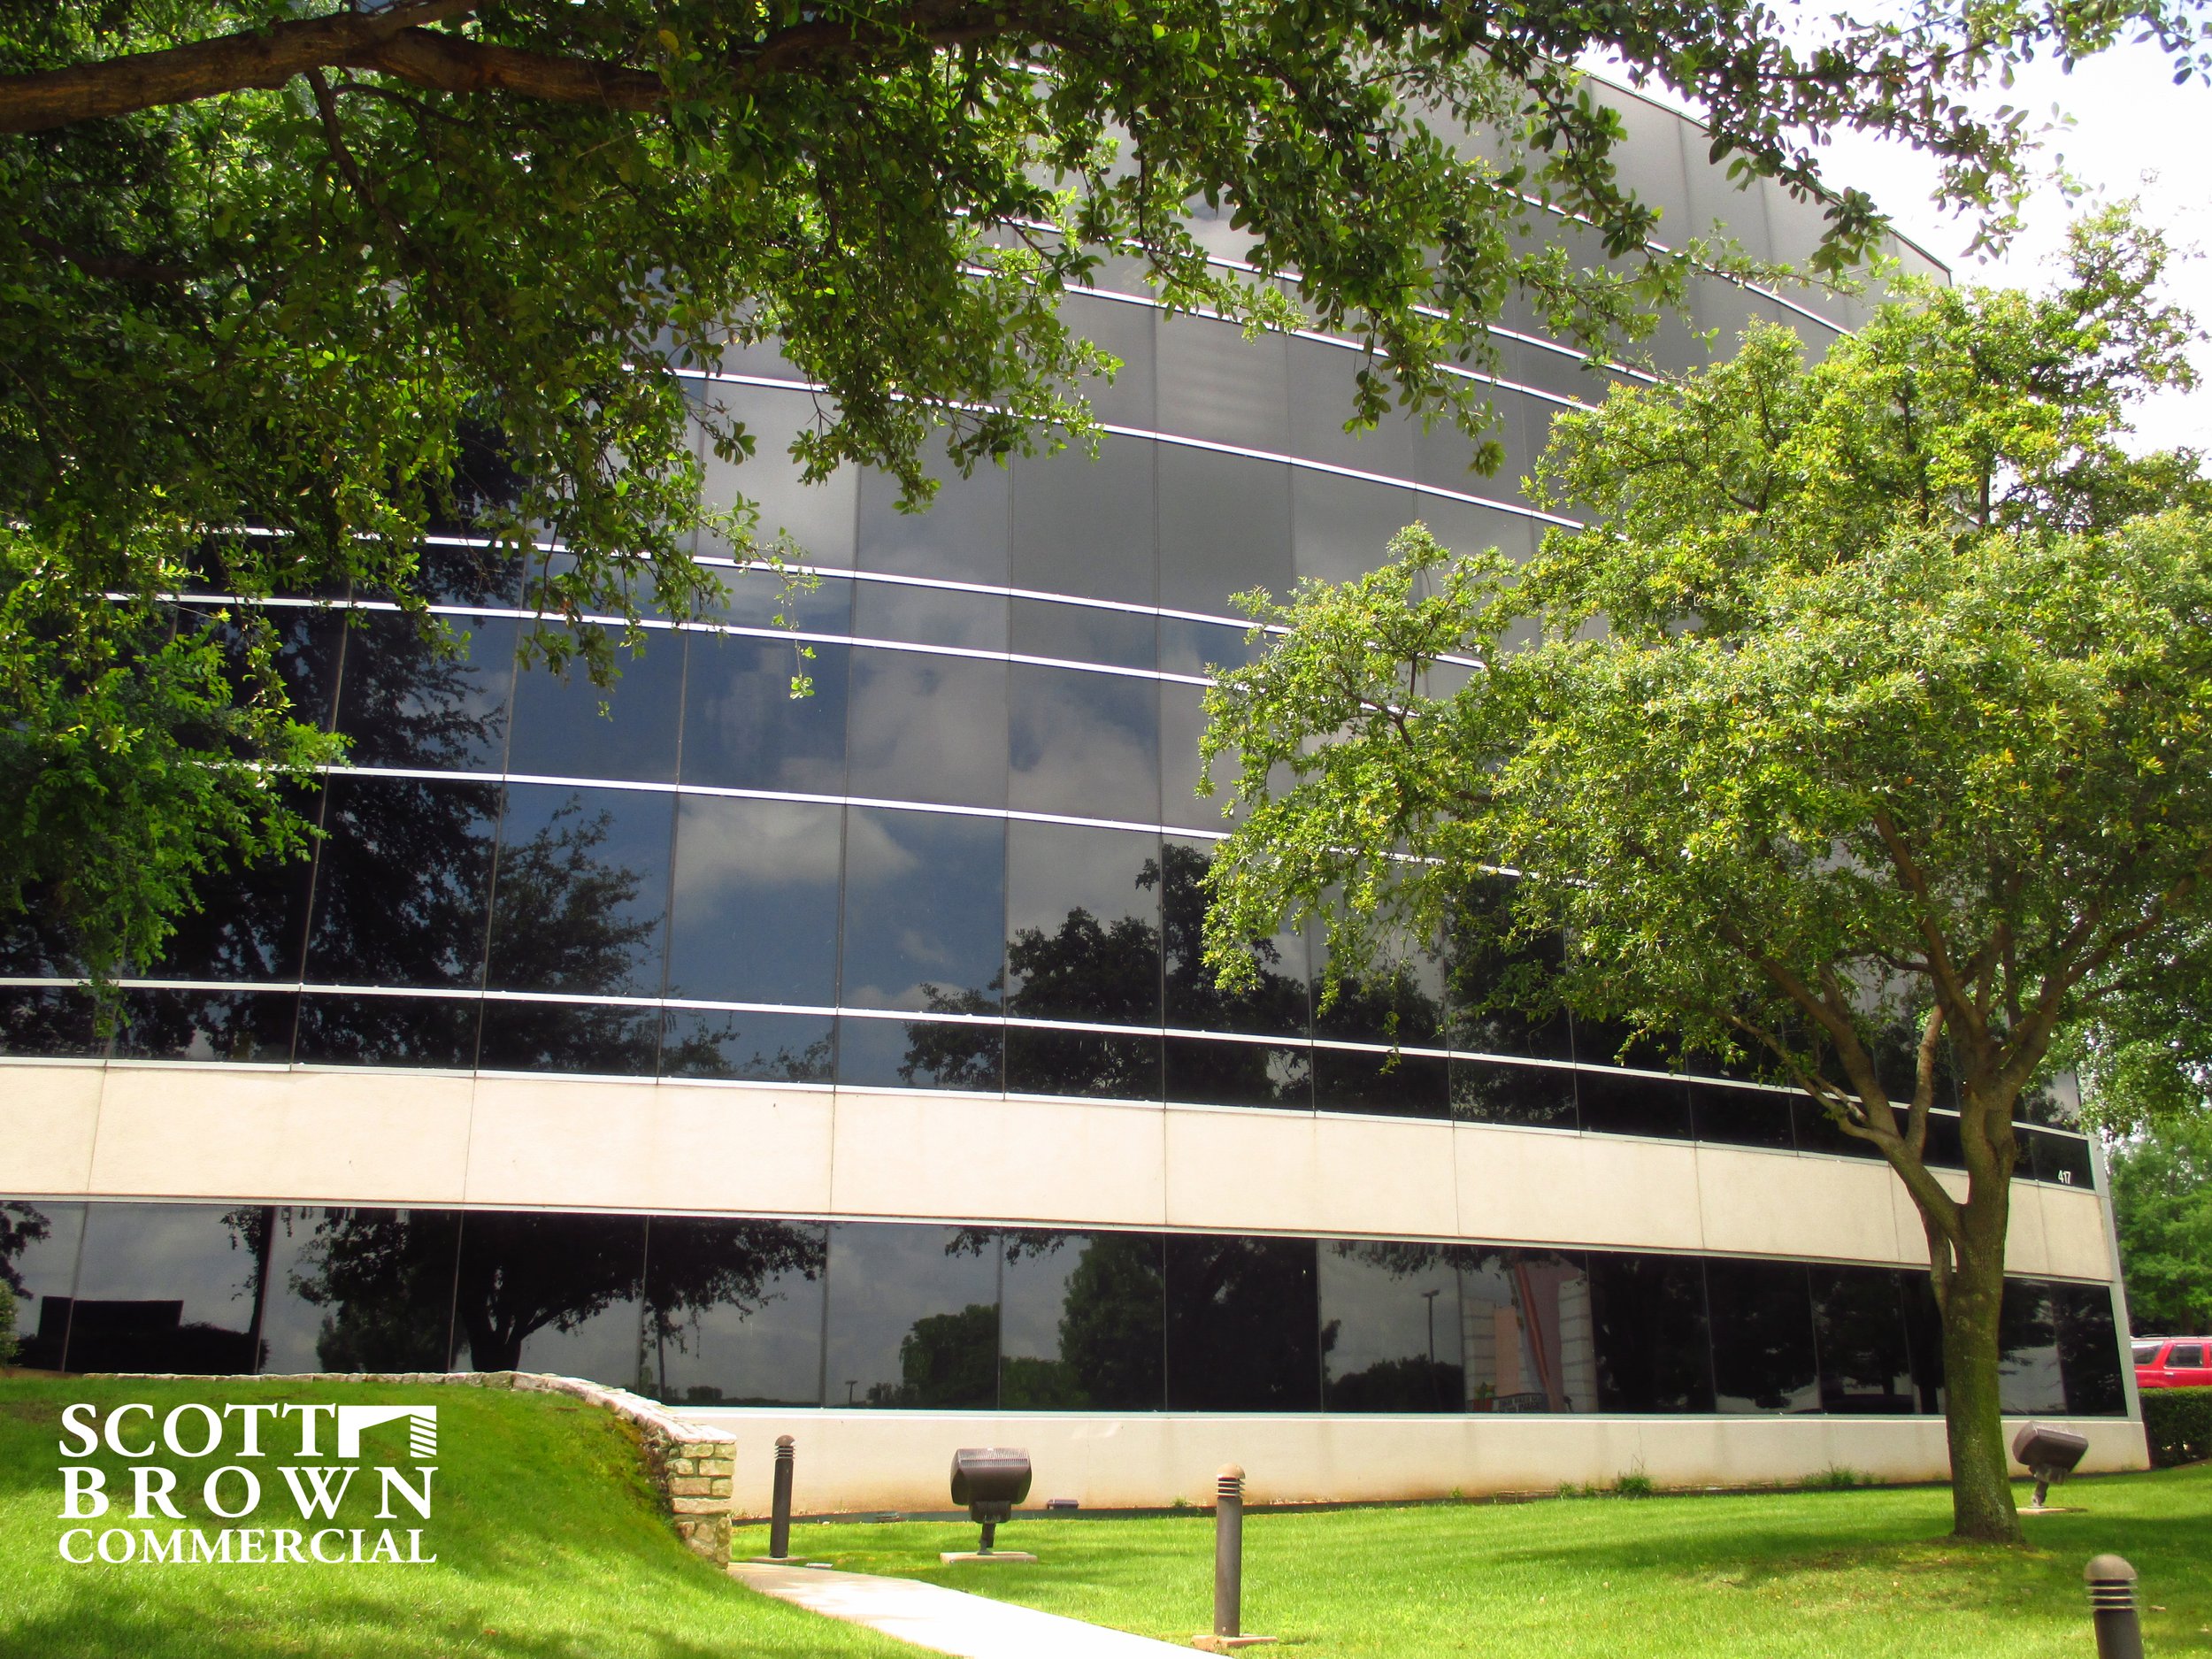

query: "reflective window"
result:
(999, 1230), (1165, 1409)
(1006, 1028), (1162, 1101)
(478, 1000), (658, 1077)
(1287, 340), (1419, 482)
(667, 797), (842, 1006)
(1293, 472), (1419, 587)
(1690, 1081), (1796, 1151)
(846, 649), (1009, 808)
(1996, 1279), (2067, 1416)
(823, 1224), (999, 1408)
(839, 808), (1005, 1012)
(303, 775), (501, 990)
(1573, 1069), (1694, 1141)
(0, 987), (104, 1057)
(1156, 316), (1289, 451)
(1705, 1258), (1819, 1413)
(1061, 291), (1157, 429)
(1314, 1049), (1448, 1119)
(293, 992), (481, 1071)
(1809, 1266), (1917, 1413)
(2029, 1129), (2096, 1189)
(1010, 663), (1159, 822)
(1901, 1274), (1947, 1413)
(1312, 923), (1447, 1117)
(1156, 448), (1293, 617)
(1011, 599), (1157, 672)
(693, 566), (856, 636)
(692, 384), (860, 568)
(1159, 682), (1221, 833)
(141, 804), (318, 983)
(259, 1206), (461, 1373)
(411, 541), (526, 608)
(113, 989), (297, 1064)
(1451, 1057), (1578, 1129)
(858, 455), (1010, 585)
(662, 1010), (835, 1083)
(641, 1218), (828, 1408)
(65, 1202), (268, 1374)
(506, 626), (686, 783)
(1162, 840), (1308, 1038)
(334, 611), (517, 772)
(1923, 1111), (1966, 1170)
(1010, 440), (1156, 606)
(485, 784), (673, 998)
(1441, 879), (1573, 1061)
(1164, 1037), (1313, 1110)
(680, 634), (849, 794)
(1159, 616), (1252, 680)
(840, 1014), (1002, 1094)
(1793, 1095), (1886, 1160)
(852, 580), (1007, 653)
(247, 605), (349, 736)
(2, 1200), (87, 1370)
(1164, 1233), (1319, 1411)
(1586, 1252), (1716, 1412)
(1320, 1241), (1463, 1411)
(1457, 1250), (1594, 1412)
(1005, 822), (1162, 1026)
(450, 1210), (646, 1382)
(2053, 1285), (2124, 1416)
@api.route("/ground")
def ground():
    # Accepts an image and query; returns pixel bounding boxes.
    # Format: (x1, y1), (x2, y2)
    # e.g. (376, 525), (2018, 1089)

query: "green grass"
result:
(765, 1463), (2212, 1659)
(0, 1376), (911, 1659)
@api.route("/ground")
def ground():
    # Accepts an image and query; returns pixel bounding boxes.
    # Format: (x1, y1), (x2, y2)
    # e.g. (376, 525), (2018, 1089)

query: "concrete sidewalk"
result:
(732, 1561), (1198, 1659)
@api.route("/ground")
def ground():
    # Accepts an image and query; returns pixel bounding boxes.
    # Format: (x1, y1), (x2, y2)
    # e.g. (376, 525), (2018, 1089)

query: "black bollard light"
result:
(2085, 1555), (2146, 1659)
(1195, 1465), (1277, 1651)
(768, 1436), (795, 1562)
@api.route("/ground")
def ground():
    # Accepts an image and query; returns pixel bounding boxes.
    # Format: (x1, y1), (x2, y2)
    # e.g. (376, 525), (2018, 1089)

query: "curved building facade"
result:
(0, 85), (2140, 1509)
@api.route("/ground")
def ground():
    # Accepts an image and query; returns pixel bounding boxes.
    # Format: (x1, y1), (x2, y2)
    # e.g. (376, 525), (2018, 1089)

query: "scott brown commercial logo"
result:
(57, 1401), (440, 1566)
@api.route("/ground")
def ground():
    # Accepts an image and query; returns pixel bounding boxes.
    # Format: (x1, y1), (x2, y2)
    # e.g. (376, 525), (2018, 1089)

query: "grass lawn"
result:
(766, 1463), (2212, 1659)
(0, 1376), (911, 1659)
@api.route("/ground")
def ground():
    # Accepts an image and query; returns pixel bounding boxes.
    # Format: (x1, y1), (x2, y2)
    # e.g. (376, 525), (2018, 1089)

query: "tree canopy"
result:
(1196, 213), (2212, 1540)
(2108, 1116), (2212, 1335)
(6, 0), (2212, 985)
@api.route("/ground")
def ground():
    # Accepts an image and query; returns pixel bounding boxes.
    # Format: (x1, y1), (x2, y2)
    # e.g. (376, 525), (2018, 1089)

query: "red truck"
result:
(2133, 1336), (2212, 1390)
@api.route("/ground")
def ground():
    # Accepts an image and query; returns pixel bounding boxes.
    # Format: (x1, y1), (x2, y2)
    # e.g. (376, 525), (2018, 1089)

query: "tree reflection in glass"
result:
(989, 1230), (1164, 1409)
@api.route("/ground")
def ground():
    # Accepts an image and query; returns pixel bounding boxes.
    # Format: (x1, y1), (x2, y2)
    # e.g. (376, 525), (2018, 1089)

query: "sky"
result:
(1609, 32), (2212, 453)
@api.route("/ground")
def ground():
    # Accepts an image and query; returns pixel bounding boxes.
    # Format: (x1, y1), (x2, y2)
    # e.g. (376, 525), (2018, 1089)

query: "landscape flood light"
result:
(942, 1448), (1036, 1563)
(2011, 1422), (2090, 1511)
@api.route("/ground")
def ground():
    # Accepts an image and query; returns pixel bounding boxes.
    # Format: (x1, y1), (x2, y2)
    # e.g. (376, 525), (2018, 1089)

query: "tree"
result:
(6, 2), (2208, 986)
(1196, 212), (2212, 1541)
(2108, 1118), (2212, 1335)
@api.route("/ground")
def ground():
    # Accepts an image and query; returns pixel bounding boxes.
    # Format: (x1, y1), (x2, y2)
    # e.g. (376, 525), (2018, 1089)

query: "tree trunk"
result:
(1937, 1246), (2023, 1543)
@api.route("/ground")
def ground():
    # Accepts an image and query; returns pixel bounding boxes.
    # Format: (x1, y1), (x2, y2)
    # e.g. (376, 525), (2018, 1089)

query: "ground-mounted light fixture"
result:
(941, 1447), (1036, 1563)
(2012, 1422), (2090, 1512)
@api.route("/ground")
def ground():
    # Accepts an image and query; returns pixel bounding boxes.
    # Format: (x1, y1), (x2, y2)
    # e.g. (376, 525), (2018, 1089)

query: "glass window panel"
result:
(1313, 928), (1445, 1048)
(641, 1218), (828, 1408)
(411, 541), (526, 608)
(1997, 1279), (2066, 1416)
(258, 1206), (461, 1374)
(303, 774), (501, 989)
(1005, 822), (1161, 1025)
(823, 1224), (1000, 1409)
(1010, 664), (1160, 822)
(1159, 617), (1253, 679)
(661, 1010), (835, 1083)
(846, 649), (1009, 808)
(852, 580), (1007, 653)
(1159, 682), (1223, 833)
(1292, 472), (1420, 587)
(1005, 1027), (1162, 1101)
(1156, 315), (1289, 450)
(1901, 1274), (1947, 1414)
(1690, 1081), (1796, 1151)
(694, 566), (856, 635)
(1792, 1095), (1885, 1160)
(1705, 1258), (1820, 1413)
(477, 999), (659, 1077)
(1156, 448), (1292, 617)
(1164, 1036), (1312, 1110)
(1164, 1233), (1319, 1410)
(2055, 1283), (2127, 1417)
(1319, 1241), (1463, 1411)
(450, 1210), (646, 1382)
(1011, 599), (1157, 672)
(999, 1229), (1164, 1409)
(1441, 878), (1572, 1061)
(1010, 439), (1156, 606)
(1923, 1111), (1966, 1170)
(141, 804), (318, 983)
(112, 988), (296, 1064)
(258, 605), (349, 735)
(1458, 1249), (1594, 1413)
(839, 808), (1004, 1012)
(0, 987), (104, 1058)
(2032, 1130), (2095, 1189)
(506, 625), (685, 783)
(1062, 291), (1157, 429)
(1586, 1252), (1716, 1412)
(65, 1202), (270, 1374)
(692, 384), (860, 568)
(858, 454), (1010, 585)
(3, 1200), (86, 1370)
(667, 797), (842, 1006)
(1162, 840), (1308, 1038)
(1287, 341), (1419, 480)
(1810, 1266), (1917, 1412)
(485, 784), (674, 998)
(1450, 1057), (1578, 1128)
(1313, 1048), (1448, 1119)
(839, 1014), (1002, 1093)
(2015, 1071), (2083, 1127)
(293, 993), (481, 1071)
(1573, 1069), (1694, 1141)
(334, 611), (517, 772)
(680, 634), (849, 794)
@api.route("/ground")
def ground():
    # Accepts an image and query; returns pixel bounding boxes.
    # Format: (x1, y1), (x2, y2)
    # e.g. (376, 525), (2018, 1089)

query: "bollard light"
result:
(768, 1436), (795, 1561)
(941, 1448), (1037, 1563)
(2085, 1554), (2145, 1659)
(1194, 1464), (1278, 1652)
(2012, 1422), (2090, 1511)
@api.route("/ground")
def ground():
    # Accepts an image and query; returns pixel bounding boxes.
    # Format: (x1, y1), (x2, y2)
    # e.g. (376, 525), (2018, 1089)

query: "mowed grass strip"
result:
(0, 1377), (913, 1659)
(768, 1463), (2212, 1659)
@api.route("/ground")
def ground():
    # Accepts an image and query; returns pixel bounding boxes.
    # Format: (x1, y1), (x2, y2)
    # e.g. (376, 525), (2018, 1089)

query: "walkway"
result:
(732, 1561), (1198, 1659)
